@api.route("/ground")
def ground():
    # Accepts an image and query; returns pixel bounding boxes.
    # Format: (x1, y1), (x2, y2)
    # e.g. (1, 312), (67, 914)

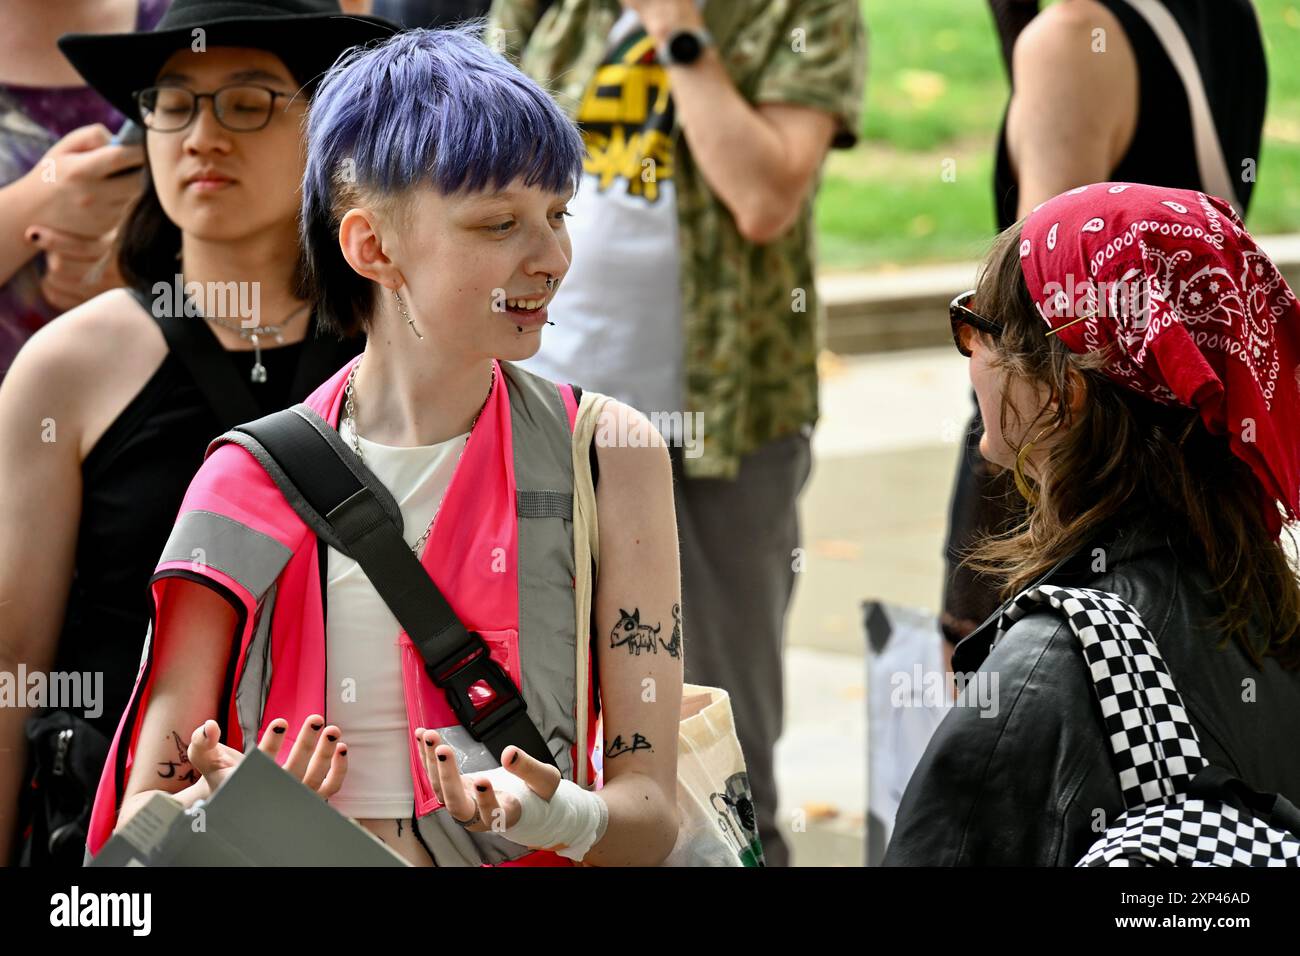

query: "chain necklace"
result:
(179, 268), (311, 383)
(342, 359), (495, 556)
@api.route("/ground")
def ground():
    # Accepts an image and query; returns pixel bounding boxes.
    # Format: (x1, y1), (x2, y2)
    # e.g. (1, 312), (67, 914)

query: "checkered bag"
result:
(990, 584), (1300, 867)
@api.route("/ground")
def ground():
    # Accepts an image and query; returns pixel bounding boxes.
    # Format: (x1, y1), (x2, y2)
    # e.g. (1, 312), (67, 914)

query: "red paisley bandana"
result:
(1018, 182), (1300, 537)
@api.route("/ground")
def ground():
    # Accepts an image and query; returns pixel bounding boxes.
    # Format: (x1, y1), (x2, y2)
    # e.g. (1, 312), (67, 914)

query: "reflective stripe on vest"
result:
(111, 359), (594, 866)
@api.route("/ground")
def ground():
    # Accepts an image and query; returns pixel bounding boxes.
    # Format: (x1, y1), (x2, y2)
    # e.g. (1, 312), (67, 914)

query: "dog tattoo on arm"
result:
(610, 608), (662, 655)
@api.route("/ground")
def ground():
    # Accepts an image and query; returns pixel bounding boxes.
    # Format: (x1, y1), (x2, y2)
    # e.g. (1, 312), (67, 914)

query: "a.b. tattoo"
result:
(157, 730), (200, 784)
(610, 608), (661, 655)
(605, 732), (653, 758)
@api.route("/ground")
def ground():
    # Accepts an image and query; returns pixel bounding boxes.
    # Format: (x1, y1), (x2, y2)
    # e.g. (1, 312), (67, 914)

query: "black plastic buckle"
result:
(428, 632), (526, 743)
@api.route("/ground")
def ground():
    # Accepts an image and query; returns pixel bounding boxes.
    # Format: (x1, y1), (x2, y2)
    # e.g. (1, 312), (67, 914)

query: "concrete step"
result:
(820, 233), (1300, 356)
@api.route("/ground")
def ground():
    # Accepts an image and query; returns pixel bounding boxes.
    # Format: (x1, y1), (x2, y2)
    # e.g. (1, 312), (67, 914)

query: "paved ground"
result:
(771, 346), (975, 866)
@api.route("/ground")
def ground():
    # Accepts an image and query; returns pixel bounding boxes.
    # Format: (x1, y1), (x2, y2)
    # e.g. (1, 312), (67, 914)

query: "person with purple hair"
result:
(0, 0), (395, 867)
(104, 23), (684, 867)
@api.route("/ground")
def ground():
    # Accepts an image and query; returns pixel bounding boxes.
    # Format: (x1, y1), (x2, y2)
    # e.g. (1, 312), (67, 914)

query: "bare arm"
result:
(632, 0), (841, 244)
(580, 401), (683, 866)
(0, 318), (86, 862)
(111, 578), (240, 829)
(1006, 0), (1138, 217)
(0, 125), (142, 294)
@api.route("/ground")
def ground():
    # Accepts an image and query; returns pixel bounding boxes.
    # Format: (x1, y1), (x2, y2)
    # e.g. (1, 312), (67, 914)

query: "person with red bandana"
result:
(885, 181), (1300, 866)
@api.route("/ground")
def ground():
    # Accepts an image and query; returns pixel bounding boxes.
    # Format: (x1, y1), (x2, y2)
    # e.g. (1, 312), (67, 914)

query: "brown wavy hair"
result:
(958, 221), (1300, 670)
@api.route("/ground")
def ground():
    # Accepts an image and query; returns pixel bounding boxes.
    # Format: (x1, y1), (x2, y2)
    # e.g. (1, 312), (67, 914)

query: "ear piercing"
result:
(395, 288), (422, 339)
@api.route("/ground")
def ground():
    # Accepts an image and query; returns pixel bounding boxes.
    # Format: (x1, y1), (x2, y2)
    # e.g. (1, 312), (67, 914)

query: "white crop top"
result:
(324, 419), (468, 819)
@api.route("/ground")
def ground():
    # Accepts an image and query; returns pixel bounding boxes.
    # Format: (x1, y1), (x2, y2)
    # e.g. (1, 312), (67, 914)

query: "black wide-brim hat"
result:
(58, 0), (398, 122)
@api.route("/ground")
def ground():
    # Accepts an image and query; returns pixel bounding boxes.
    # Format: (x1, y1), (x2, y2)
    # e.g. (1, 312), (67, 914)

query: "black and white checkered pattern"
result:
(993, 584), (1300, 867)
(1078, 796), (1300, 867)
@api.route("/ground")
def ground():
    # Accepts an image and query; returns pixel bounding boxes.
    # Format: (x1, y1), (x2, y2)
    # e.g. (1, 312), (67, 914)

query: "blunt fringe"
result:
(300, 21), (586, 337)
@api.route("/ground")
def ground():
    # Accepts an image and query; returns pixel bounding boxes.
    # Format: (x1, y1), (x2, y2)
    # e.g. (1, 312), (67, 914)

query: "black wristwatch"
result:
(658, 27), (714, 66)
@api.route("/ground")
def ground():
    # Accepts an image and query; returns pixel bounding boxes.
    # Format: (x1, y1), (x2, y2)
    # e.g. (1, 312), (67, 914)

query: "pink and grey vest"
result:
(87, 356), (599, 866)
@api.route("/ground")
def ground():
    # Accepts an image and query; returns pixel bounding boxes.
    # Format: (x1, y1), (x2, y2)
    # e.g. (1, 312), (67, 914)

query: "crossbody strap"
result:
(127, 286), (262, 428)
(992, 584), (1207, 810)
(127, 286), (352, 432)
(220, 404), (558, 770)
(1116, 0), (1242, 214)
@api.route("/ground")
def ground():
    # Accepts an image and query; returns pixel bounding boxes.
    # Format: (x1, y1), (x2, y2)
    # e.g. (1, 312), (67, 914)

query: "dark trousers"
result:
(670, 429), (813, 867)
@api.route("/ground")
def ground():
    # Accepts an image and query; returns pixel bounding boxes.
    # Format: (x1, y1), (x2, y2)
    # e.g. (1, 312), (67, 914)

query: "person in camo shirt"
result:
(489, 0), (867, 867)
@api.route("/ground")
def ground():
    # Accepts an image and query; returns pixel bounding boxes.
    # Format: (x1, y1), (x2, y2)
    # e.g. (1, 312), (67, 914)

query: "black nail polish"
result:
(327, 734), (338, 743)
(437, 754), (446, 762)
(272, 725), (286, 734)
(475, 784), (487, 793)
(310, 721), (323, 731)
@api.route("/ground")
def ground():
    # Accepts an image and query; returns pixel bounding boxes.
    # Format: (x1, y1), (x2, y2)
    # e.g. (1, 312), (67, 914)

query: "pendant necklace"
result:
(178, 266), (310, 382)
(199, 304), (311, 382)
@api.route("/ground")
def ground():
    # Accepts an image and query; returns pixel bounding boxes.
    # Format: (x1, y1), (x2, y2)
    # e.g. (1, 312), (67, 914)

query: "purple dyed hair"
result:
(300, 21), (585, 336)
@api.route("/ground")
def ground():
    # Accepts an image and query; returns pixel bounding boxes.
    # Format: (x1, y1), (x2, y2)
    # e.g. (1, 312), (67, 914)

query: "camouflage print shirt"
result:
(488, 0), (868, 479)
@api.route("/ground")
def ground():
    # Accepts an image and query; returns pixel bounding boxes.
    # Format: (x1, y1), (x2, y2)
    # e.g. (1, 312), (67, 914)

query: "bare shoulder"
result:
(12, 288), (163, 383)
(592, 399), (674, 489)
(1014, 0), (1132, 76)
(3, 288), (168, 459)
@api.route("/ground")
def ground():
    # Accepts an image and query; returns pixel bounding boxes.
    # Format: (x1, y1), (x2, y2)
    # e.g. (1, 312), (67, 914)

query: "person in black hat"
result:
(0, 0), (395, 867)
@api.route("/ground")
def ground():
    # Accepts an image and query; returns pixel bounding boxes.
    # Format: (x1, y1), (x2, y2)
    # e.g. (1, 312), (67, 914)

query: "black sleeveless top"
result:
(994, 0), (1267, 229)
(55, 317), (362, 739)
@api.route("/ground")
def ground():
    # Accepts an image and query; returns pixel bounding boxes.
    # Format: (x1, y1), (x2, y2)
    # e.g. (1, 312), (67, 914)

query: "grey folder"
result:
(90, 748), (411, 867)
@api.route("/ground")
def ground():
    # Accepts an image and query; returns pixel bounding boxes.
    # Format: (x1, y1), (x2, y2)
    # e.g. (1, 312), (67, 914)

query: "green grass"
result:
(817, 0), (1300, 271)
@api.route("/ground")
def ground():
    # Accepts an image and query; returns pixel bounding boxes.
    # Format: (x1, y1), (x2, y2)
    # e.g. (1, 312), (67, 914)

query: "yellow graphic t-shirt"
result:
(521, 8), (689, 437)
(578, 21), (675, 203)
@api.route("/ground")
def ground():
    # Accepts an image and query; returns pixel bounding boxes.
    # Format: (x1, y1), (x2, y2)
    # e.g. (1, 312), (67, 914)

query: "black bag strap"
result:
(226, 404), (557, 770)
(126, 285), (348, 432)
(991, 584), (1207, 810)
(1187, 765), (1300, 838)
(128, 286), (261, 427)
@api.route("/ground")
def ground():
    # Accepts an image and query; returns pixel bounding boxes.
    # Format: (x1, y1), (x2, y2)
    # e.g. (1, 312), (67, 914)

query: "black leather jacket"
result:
(884, 514), (1300, 866)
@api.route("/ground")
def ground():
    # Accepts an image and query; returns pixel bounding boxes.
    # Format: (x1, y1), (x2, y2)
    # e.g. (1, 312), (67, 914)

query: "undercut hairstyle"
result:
(300, 21), (586, 338)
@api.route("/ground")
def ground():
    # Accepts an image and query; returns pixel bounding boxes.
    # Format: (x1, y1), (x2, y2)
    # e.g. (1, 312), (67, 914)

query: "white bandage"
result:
(473, 766), (609, 862)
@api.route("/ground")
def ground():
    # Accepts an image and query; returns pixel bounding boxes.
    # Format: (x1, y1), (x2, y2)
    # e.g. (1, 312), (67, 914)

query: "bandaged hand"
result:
(415, 728), (609, 862)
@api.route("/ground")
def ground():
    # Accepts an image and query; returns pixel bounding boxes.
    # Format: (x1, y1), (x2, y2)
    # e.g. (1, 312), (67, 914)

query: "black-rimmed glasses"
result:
(134, 84), (291, 133)
(949, 290), (1005, 357)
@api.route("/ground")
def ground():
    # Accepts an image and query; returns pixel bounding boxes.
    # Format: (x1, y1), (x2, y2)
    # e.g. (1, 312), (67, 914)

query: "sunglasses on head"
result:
(949, 290), (1004, 357)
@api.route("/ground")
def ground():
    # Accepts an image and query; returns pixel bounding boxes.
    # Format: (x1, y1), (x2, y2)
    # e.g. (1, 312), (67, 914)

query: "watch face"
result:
(668, 32), (702, 64)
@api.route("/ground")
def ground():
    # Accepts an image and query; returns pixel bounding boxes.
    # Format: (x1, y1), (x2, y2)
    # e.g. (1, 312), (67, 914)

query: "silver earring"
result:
(395, 289), (422, 340)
